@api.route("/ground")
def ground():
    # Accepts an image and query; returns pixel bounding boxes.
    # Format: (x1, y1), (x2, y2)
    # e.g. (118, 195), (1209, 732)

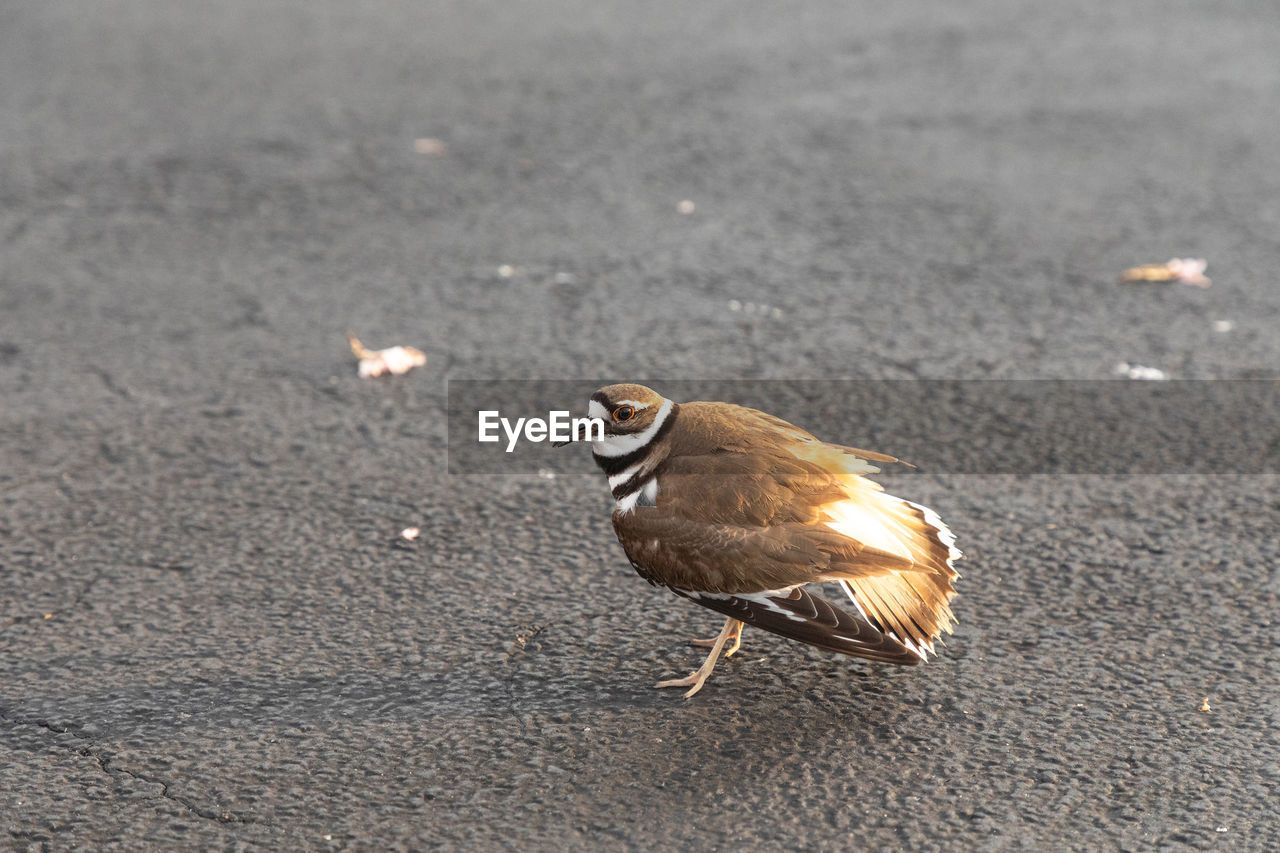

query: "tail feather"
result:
(824, 486), (961, 660)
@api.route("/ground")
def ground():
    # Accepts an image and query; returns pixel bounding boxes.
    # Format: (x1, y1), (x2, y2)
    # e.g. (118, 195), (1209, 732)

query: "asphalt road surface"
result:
(3, 1), (1279, 849)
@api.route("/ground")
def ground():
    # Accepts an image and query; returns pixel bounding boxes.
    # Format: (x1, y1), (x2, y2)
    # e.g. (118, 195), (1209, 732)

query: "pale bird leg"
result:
(690, 620), (743, 657)
(657, 617), (742, 698)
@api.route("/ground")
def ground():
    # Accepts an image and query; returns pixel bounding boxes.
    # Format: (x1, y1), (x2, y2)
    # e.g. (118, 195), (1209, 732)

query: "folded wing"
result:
(673, 586), (921, 665)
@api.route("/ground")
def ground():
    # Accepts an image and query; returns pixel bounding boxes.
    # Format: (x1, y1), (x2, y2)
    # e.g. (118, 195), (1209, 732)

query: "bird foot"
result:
(657, 617), (743, 698)
(654, 670), (710, 699)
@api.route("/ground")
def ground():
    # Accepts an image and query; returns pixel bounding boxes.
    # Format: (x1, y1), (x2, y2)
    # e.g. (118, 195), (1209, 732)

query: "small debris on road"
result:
(1114, 362), (1168, 381)
(1119, 258), (1211, 287)
(727, 299), (783, 318)
(347, 332), (427, 378)
(413, 138), (447, 156)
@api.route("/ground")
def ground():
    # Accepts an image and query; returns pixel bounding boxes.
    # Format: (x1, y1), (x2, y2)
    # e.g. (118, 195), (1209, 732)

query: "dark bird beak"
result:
(551, 410), (598, 447)
(552, 410), (585, 447)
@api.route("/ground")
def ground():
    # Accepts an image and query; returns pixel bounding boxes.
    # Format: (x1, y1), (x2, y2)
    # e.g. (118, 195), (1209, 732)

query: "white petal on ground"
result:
(347, 332), (427, 378)
(1165, 257), (1211, 287)
(1114, 362), (1168, 381)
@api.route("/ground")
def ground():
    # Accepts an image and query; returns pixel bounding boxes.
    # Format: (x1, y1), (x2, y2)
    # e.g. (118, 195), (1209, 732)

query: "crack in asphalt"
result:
(502, 623), (549, 741)
(499, 608), (618, 738)
(86, 366), (135, 402)
(503, 678), (532, 741)
(0, 708), (259, 826)
(0, 564), (108, 635)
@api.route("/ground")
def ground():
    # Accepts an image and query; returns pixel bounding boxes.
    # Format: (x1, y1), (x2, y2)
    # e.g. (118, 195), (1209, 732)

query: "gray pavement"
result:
(2, 1), (1279, 849)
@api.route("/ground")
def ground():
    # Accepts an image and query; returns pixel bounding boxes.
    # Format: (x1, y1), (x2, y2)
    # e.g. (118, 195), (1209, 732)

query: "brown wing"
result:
(615, 496), (959, 656)
(653, 451), (850, 526)
(612, 506), (914, 595)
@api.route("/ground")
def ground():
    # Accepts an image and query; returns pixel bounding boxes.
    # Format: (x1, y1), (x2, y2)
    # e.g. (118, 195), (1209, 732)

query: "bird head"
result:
(588, 384), (668, 436)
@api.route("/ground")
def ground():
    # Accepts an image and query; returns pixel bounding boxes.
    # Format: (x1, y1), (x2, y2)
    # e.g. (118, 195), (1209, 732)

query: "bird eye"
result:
(612, 405), (635, 422)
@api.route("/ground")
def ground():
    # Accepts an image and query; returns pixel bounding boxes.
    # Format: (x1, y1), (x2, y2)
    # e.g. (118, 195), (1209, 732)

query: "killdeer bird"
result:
(584, 383), (961, 698)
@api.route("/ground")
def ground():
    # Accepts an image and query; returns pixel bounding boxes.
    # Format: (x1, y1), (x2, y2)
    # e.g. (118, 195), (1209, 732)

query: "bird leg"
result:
(691, 619), (743, 657)
(657, 617), (742, 698)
